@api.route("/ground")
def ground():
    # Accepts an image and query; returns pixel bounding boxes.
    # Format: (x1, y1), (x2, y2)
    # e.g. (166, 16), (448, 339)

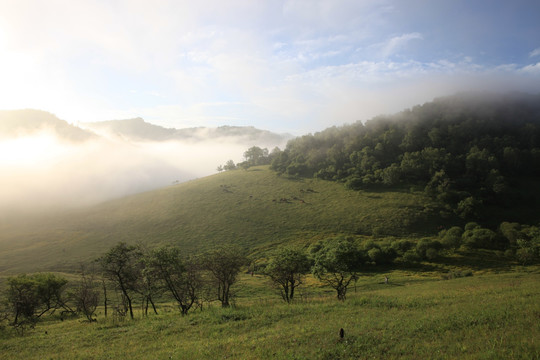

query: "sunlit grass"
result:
(1, 269), (538, 359)
(0, 166), (441, 274)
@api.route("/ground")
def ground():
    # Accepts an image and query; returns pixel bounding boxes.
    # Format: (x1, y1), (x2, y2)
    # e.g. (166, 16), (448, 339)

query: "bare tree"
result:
(72, 265), (99, 322)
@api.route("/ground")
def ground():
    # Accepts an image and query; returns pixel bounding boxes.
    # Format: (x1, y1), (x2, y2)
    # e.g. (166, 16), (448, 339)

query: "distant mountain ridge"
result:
(0, 109), (293, 147)
(83, 118), (293, 146)
(0, 109), (95, 142)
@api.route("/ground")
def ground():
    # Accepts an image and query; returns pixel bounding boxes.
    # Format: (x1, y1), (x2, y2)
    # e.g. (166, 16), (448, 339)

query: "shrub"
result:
(391, 239), (415, 254)
(462, 227), (502, 249)
(425, 248), (439, 260)
(402, 250), (420, 263)
(439, 226), (463, 249)
(415, 239), (442, 259)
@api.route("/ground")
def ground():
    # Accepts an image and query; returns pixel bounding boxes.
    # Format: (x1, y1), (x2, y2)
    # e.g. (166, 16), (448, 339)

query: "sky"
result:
(1, 0), (540, 135)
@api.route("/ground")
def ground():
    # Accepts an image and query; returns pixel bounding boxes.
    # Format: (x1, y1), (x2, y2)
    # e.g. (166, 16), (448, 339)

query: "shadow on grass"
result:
(435, 250), (515, 272)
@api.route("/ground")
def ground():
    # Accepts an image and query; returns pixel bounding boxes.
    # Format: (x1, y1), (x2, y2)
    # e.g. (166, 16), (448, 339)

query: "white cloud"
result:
(529, 48), (540, 58)
(520, 62), (540, 75)
(0, 0), (539, 136)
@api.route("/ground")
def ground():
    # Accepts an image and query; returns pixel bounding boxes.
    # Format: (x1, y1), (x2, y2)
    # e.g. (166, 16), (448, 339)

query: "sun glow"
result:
(0, 133), (66, 168)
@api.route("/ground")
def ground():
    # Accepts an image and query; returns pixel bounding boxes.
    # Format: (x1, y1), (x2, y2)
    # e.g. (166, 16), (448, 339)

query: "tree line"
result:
(269, 92), (540, 221)
(2, 223), (537, 334)
(217, 146), (281, 172)
(0, 244), (248, 333)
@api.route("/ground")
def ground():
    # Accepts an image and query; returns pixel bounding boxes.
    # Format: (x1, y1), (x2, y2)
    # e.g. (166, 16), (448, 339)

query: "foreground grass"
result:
(1, 270), (538, 359)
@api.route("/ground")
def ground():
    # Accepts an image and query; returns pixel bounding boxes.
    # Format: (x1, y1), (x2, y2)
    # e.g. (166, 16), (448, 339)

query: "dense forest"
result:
(270, 92), (540, 222)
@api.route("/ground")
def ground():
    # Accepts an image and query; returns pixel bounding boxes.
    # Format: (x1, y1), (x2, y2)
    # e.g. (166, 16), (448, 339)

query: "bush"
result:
(515, 247), (537, 265)
(391, 239), (415, 255)
(464, 222), (481, 231)
(345, 176), (363, 190)
(504, 249), (515, 258)
(462, 227), (503, 249)
(415, 239), (442, 259)
(439, 226), (463, 249)
(402, 250), (420, 263)
(425, 248), (439, 260)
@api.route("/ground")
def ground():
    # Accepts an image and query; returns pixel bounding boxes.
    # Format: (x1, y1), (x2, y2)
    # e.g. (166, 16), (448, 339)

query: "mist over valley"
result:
(0, 110), (291, 213)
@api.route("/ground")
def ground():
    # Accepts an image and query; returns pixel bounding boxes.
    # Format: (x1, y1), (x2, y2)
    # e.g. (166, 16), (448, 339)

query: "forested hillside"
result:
(271, 92), (540, 223)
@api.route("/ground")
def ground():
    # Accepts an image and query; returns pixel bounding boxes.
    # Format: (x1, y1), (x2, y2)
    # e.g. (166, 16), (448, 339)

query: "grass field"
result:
(1, 267), (538, 359)
(1, 167), (538, 359)
(0, 166), (445, 275)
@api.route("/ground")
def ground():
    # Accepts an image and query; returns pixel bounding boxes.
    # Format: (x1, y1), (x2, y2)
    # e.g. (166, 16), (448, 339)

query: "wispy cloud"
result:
(378, 32), (423, 58)
(529, 48), (540, 58)
(520, 62), (540, 75)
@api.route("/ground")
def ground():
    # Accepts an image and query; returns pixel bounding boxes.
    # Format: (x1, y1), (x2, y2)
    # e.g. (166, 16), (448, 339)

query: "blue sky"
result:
(1, 0), (539, 134)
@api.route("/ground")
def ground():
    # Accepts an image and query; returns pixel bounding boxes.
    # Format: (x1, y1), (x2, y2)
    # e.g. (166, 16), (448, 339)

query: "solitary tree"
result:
(202, 246), (247, 307)
(145, 246), (203, 315)
(265, 248), (311, 303)
(310, 237), (363, 301)
(98, 242), (141, 319)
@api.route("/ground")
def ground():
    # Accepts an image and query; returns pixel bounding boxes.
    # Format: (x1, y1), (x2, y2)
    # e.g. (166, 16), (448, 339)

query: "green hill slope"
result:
(0, 166), (442, 274)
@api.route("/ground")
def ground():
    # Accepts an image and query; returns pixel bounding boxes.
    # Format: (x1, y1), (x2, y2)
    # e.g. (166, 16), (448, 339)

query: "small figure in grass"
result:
(384, 276), (389, 284)
(339, 328), (345, 339)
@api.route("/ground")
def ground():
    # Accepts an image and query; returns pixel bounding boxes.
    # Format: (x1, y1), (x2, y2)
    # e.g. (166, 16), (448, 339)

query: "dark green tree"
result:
(243, 146), (269, 167)
(98, 242), (141, 319)
(310, 237), (363, 301)
(5, 273), (68, 331)
(265, 248), (311, 303)
(145, 246), (202, 315)
(202, 246), (247, 307)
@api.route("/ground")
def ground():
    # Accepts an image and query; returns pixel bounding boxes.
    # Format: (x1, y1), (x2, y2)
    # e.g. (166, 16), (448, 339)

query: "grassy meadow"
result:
(1, 166), (538, 359)
(1, 268), (538, 359)
(0, 166), (444, 274)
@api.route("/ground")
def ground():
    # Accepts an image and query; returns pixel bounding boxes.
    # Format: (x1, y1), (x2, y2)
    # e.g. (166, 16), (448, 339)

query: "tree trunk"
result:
(149, 296), (158, 315)
(102, 280), (108, 318)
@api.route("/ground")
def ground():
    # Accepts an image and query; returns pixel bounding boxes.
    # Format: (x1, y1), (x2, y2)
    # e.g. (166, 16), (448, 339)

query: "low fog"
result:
(0, 128), (273, 214)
